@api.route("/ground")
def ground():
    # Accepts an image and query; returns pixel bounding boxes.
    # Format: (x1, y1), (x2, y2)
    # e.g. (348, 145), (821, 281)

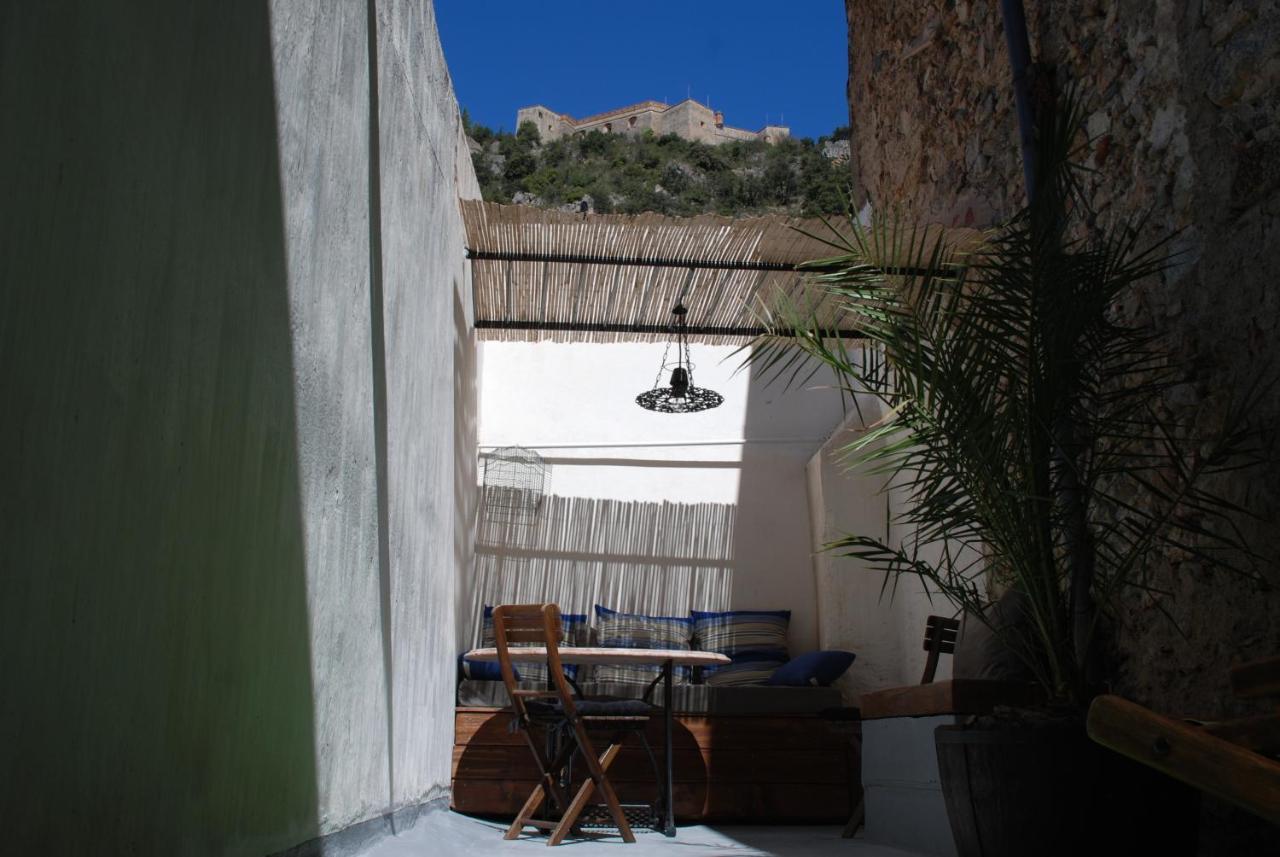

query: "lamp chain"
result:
(652, 339), (672, 390)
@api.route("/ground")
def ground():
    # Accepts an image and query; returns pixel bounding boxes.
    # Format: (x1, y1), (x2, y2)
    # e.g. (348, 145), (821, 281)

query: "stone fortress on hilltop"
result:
(516, 98), (790, 146)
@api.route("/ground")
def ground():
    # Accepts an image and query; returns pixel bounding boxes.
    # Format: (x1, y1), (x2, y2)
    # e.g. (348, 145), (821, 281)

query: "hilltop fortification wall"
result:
(517, 99), (790, 145)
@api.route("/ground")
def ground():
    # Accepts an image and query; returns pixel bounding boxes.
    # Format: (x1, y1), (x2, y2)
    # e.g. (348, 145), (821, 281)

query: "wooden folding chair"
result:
(493, 603), (655, 846)
(922, 615), (960, 684)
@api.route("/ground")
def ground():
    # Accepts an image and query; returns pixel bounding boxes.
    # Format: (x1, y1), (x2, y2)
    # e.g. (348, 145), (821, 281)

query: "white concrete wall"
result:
(474, 340), (847, 654)
(807, 407), (954, 703)
(861, 715), (960, 857)
(375, 0), (479, 825)
(0, 2), (476, 853)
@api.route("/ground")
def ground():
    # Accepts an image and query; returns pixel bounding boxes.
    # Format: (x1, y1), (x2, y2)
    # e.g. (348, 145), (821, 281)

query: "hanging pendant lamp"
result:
(635, 304), (724, 413)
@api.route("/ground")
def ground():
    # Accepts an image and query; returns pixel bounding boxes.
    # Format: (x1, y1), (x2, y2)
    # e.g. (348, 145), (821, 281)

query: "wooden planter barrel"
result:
(935, 722), (1199, 857)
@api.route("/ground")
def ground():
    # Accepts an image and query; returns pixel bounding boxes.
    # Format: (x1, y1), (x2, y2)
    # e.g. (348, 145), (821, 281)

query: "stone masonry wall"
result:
(845, 4), (1280, 844)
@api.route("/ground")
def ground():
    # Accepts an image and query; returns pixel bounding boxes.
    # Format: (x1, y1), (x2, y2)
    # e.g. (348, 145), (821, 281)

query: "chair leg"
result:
(548, 739), (629, 846)
(507, 784), (548, 840)
(507, 730), (575, 840)
(841, 797), (865, 838)
(592, 743), (635, 844)
(573, 720), (634, 843)
(638, 731), (661, 799)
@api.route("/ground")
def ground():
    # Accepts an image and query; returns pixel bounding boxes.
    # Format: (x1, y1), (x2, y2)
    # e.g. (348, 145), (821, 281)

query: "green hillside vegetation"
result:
(465, 113), (851, 218)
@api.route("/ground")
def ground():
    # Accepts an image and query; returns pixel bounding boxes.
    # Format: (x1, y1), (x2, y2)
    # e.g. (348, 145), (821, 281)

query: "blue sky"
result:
(435, 1), (849, 141)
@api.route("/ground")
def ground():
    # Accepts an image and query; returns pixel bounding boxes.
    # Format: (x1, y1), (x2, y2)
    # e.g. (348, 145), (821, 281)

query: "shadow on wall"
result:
(454, 289), (481, 653)
(468, 492), (736, 638)
(0, 2), (318, 854)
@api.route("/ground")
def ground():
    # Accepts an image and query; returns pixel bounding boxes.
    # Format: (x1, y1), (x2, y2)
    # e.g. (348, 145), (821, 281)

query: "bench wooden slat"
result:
(1230, 656), (1280, 699)
(1087, 694), (1280, 825)
(453, 744), (854, 785)
(1201, 714), (1280, 755)
(452, 707), (862, 823)
(859, 679), (1041, 720)
(456, 709), (857, 750)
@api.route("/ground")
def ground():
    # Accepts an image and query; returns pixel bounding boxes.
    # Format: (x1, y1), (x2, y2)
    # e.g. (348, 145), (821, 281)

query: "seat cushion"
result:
(526, 695), (657, 719)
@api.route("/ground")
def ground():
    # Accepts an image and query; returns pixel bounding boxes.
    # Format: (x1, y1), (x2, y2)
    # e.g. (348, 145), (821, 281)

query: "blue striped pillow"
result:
(481, 605), (588, 684)
(704, 652), (789, 686)
(594, 605), (694, 685)
(692, 608), (790, 683)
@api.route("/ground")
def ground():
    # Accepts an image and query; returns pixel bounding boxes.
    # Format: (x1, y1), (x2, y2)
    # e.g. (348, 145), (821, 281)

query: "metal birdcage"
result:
(481, 446), (549, 525)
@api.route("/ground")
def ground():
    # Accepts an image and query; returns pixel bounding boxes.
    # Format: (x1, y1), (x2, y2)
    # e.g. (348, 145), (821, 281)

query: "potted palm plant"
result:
(746, 92), (1266, 855)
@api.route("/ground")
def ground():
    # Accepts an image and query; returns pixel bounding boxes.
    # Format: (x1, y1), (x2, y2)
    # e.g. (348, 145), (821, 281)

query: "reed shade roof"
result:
(463, 200), (906, 345)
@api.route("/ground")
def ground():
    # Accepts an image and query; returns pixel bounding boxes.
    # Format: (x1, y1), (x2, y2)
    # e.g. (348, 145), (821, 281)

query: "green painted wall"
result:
(2, 1), (367, 853)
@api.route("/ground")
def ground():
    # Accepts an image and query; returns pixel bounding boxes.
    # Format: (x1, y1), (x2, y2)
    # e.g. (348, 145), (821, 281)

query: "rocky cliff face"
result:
(845, 2), (1279, 838)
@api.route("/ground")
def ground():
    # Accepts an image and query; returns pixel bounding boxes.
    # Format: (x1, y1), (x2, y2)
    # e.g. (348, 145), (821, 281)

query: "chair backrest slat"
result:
(500, 627), (550, 644)
(492, 603), (578, 721)
(921, 615), (961, 684)
(922, 615), (960, 653)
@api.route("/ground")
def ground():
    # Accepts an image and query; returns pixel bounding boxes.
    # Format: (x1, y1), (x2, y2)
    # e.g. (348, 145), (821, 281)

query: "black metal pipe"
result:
(468, 249), (957, 282)
(662, 660), (675, 836)
(474, 318), (864, 339)
(1000, 0), (1037, 202)
(468, 248), (797, 272)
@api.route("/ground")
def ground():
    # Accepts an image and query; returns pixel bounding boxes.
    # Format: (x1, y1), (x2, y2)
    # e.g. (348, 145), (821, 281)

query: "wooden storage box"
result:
(452, 707), (862, 823)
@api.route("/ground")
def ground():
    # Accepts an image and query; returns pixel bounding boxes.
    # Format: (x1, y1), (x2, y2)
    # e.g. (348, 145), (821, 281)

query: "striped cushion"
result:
(692, 608), (790, 684)
(704, 653), (789, 686)
(593, 605), (693, 685)
(481, 605), (589, 684)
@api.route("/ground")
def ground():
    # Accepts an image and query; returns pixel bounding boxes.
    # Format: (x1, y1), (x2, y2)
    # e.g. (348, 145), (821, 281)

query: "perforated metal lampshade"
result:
(636, 305), (723, 414)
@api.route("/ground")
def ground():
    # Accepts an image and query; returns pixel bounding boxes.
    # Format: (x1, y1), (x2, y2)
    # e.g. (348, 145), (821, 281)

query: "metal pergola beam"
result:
(466, 248), (955, 280)
(467, 248), (798, 272)
(474, 319), (864, 339)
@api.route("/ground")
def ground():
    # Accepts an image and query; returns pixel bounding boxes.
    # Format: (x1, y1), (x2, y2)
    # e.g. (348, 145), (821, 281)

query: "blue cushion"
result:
(481, 605), (588, 682)
(458, 651), (517, 682)
(767, 650), (856, 687)
(594, 605), (694, 685)
(692, 608), (791, 680)
(705, 652), (789, 686)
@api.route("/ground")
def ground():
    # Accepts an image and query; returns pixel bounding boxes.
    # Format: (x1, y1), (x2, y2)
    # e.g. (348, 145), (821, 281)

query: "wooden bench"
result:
(453, 706), (862, 823)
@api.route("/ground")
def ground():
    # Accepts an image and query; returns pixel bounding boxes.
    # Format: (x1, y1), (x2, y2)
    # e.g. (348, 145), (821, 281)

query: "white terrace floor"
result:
(362, 812), (925, 857)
